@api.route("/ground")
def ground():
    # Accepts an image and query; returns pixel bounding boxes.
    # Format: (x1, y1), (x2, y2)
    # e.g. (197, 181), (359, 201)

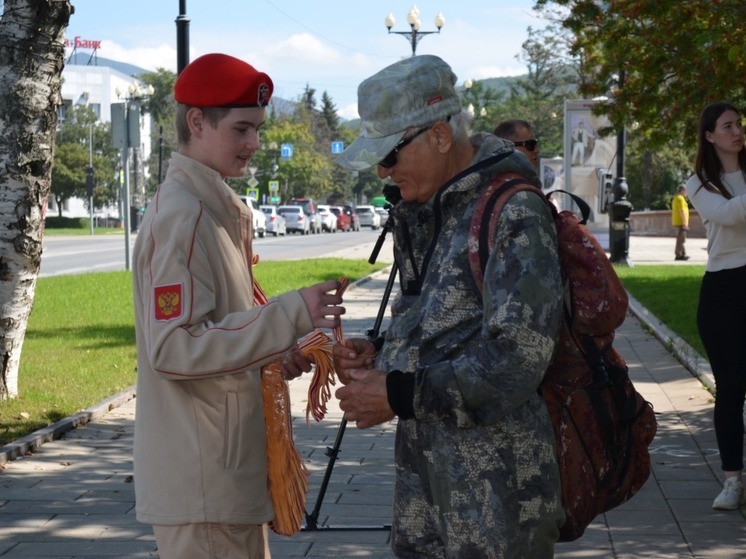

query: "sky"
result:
(65, 0), (548, 119)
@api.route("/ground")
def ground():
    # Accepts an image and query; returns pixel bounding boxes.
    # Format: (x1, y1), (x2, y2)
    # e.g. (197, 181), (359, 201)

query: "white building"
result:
(55, 43), (153, 224)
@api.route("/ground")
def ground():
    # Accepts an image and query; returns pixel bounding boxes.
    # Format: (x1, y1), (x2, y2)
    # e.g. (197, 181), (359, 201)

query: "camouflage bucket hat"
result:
(336, 55), (462, 171)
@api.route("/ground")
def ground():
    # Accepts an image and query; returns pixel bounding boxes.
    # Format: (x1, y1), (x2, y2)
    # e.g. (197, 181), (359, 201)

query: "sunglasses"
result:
(379, 116), (452, 169)
(379, 126), (431, 169)
(513, 139), (539, 152)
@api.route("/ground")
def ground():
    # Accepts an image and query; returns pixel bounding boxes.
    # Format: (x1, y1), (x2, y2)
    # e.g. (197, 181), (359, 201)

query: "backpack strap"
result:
(469, 173), (546, 291)
(549, 189), (591, 225)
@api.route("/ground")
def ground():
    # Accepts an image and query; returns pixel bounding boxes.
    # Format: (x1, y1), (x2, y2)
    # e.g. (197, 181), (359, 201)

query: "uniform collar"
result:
(168, 152), (251, 221)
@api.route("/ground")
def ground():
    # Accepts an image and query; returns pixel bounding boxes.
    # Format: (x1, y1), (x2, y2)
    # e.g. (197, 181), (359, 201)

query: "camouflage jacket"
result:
(379, 134), (565, 558)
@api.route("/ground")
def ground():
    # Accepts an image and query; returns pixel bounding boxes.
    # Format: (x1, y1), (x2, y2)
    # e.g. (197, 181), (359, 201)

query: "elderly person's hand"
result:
(332, 338), (377, 384)
(335, 368), (395, 429)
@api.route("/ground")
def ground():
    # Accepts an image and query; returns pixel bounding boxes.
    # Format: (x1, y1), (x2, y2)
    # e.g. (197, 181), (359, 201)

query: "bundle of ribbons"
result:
(257, 276), (349, 536)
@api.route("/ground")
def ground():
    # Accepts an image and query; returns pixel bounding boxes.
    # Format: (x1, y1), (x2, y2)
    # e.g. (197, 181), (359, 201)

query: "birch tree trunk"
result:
(0, 0), (72, 399)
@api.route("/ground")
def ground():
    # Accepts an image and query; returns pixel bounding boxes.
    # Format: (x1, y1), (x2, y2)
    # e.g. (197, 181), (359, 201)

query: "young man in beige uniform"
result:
(132, 53), (345, 559)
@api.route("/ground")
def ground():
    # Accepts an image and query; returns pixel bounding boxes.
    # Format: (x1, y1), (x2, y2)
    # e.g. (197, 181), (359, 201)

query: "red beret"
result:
(174, 53), (273, 108)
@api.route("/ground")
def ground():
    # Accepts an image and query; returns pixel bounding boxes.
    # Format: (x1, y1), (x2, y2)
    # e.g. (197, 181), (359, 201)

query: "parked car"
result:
(317, 205), (337, 233)
(355, 205), (381, 230)
(260, 205), (287, 236)
(329, 206), (351, 232)
(277, 205), (310, 235)
(288, 197), (322, 234)
(344, 204), (361, 231)
(375, 207), (389, 227)
(289, 197), (316, 214)
(239, 195), (266, 238)
(310, 213), (323, 234)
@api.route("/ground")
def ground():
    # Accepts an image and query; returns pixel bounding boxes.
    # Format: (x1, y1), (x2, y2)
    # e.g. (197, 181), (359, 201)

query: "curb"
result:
(0, 269), (394, 467)
(0, 386), (136, 466)
(0, 274), (711, 468)
(625, 291), (715, 393)
(346, 265), (394, 290)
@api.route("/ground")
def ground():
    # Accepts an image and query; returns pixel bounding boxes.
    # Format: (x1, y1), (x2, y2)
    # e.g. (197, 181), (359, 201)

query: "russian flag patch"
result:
(154, 283), (183, 321)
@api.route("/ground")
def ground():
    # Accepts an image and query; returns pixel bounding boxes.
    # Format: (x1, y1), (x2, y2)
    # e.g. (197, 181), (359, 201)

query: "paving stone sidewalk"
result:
(2, 237), (745, 558)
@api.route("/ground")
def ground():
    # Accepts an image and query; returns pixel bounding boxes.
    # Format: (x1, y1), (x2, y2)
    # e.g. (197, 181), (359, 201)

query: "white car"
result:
(355, 205), (381, 230)
(260, 205), (287, 236)
(239, 195), (266, 238)
(375, 207), (389, 227)
(317, 205), (337, 233)
(277, 205), (311, 235)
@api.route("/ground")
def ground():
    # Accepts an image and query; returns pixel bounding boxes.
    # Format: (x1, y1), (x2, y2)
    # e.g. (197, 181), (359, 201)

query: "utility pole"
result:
(111, 101), (141, 271)
(87, 124), (94, 235)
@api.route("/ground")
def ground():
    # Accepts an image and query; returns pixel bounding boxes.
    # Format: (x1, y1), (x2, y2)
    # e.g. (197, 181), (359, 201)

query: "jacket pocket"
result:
(223, 391), (243, 470)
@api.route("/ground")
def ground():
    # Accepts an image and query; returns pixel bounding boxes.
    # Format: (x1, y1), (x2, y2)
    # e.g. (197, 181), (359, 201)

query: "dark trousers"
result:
(697, 265), (746, 471)
(675, 226), (687, 258)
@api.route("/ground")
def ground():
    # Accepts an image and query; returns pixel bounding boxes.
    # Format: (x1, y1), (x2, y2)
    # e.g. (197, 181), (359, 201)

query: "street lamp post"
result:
(176, 0), (190, 74)
(594, 1), (633, 265)
(112, 81), (154, 270)
(608, 70), (633, 266)
(385, 5), (445, 56)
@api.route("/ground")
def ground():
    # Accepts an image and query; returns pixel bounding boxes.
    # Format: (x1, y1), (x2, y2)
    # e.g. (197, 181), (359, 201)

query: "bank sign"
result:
(64, 36), (102, 50)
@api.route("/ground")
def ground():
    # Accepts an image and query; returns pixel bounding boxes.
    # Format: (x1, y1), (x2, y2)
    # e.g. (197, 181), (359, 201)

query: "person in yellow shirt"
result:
(672, 184), (690, 260)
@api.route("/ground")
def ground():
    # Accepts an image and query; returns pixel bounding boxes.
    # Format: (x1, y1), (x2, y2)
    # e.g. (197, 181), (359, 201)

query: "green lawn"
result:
(615, 264), (706, 358)
(0, 260), (706, 447)
(0, 258), (387, 446)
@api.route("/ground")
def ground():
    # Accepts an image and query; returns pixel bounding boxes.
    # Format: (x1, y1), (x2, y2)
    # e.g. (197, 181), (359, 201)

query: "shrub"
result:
(45, 216), (89, 229)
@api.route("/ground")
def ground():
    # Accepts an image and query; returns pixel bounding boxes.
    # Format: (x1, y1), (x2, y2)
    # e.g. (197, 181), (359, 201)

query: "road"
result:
(39, 228), (393, 277)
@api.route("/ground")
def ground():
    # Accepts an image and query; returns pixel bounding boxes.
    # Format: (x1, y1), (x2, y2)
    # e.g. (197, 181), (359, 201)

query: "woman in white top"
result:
(685, 101), (746, 511)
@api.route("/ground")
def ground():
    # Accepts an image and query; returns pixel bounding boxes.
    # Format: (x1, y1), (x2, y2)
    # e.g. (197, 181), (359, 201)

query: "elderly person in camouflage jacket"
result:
(333, 55), (565, 558)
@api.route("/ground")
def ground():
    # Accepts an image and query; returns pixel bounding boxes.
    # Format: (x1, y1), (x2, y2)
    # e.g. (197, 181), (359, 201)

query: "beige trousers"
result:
(153, 523), (271, 559)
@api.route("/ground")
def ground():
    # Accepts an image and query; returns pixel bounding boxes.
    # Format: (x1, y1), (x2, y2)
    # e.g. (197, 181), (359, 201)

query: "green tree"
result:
(52, 105), (119, 214)
(228, 116), (336, 203)
(319, 92), (360, 203)
(50, 142), (88, 216)
(319, 123), (366, 205)
(461, 79), (506, 133)
(625, 138), (691, 211)
(536, 0), (746, 146)
(139, 68), (177, 195)
(500, 24), (580, 157)
(320, 92), (341, 135)
(139, 68), (176, 126)
(355, 166), (388, 205)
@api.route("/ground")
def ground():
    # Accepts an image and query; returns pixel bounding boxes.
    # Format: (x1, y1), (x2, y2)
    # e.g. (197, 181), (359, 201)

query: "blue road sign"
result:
(331, 141), (344, 154)
(280, 143), (293, 159)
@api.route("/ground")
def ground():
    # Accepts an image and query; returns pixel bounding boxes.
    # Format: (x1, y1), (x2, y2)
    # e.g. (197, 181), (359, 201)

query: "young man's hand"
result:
(299, 279), (345, 330)
(280, 346), (314, 380)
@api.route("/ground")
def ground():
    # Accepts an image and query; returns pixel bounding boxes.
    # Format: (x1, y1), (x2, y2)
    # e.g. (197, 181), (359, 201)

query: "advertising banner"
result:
(562, 99), (618, 229)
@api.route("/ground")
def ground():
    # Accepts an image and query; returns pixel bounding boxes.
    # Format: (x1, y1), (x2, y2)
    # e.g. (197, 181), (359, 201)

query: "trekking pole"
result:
(303, 192), (400, 532)
(303, 264), (398, 530)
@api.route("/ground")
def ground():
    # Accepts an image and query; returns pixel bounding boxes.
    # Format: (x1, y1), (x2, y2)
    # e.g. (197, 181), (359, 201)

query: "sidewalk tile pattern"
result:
(2, 236), (746, 558)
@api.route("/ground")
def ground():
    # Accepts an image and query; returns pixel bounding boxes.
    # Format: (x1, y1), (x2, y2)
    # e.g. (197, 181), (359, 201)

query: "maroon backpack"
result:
(470, 173), (658, 542)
